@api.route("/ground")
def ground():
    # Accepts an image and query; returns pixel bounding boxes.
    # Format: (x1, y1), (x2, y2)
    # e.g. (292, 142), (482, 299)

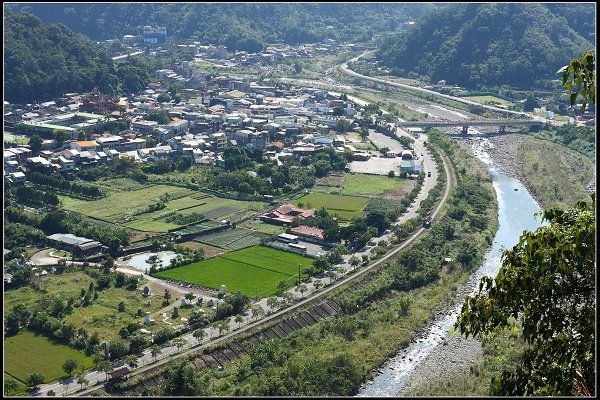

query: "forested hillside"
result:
(8, 3), (435, 47)
(4, 9), (153, 104)
(376, 3), (595, 89)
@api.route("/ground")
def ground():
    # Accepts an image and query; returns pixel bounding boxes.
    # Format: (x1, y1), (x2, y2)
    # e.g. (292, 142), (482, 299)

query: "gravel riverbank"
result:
(396, 134), (520, 396)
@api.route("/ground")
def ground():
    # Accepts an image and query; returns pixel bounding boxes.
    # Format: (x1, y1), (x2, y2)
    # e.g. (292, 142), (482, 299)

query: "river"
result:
(357, 138), (546, 397)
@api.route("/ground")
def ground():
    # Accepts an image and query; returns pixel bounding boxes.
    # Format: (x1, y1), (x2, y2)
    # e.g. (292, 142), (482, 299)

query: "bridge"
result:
(397, 119), (544, 134)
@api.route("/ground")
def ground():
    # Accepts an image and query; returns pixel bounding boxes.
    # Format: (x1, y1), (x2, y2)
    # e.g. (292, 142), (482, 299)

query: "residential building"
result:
(260, 204), (316, 225)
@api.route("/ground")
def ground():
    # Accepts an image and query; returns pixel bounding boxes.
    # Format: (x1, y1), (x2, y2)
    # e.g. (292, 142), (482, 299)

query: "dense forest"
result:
(376, 3), (595, 90)
(8, 3), (435, 47)
(4, 9), (153, 104)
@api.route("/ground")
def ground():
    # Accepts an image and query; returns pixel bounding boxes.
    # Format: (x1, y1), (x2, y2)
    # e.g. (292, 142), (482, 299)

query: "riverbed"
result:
(357, 137), (546, 397)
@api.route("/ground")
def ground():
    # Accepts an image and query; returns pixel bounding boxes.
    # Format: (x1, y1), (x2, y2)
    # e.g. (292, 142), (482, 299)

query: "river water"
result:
(357, 138), (546, 397)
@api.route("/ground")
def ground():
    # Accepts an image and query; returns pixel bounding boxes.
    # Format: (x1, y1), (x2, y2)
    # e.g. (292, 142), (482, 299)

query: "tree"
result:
(171, 306), (179, 319)
(117, 301), (126, 313)
(150, 344), (162, 361)
(266, 296), (280, 312)
(172, 337), (187, 351)
(53, 129), (66, 147)
(234, 314), (244, 328)
(157, 93), (172, 103)
(77, 370), (89, 391)
(29, 134), (43, 154)
(98, 360), (113, 381)
(456, 197), (595, 396)
(349, 256), (360, 271)
(108, 338), (130, 360)
(560, 51), (595, 112)
(4, 378), (19, 395)
(63, 359), (78, 377)
(313, 280), (323, 291)
(26, 372), (45, 389)
(192, 328), (206, 343)
(125, 354), (138, 369)
(184, 292), (195, 301)
(47, 389), (56, 396)
(297, 283), (308, 298)
(359, 126), (369, 141)
(251, 304), (265, 320)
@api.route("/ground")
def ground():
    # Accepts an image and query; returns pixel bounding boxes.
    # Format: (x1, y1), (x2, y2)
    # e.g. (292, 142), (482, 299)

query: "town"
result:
(4, 4), (595, 398)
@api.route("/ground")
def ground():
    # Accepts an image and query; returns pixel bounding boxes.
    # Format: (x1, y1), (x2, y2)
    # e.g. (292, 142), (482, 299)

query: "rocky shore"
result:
(396, 134), (523, 396)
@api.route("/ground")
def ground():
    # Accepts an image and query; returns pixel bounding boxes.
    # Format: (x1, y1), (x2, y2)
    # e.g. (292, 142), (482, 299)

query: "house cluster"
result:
(261, 203), (326, 244)
(5, 64), (376, 181)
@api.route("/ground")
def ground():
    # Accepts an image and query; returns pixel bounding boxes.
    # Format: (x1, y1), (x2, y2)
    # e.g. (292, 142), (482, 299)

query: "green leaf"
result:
(570, 93), (578, 105)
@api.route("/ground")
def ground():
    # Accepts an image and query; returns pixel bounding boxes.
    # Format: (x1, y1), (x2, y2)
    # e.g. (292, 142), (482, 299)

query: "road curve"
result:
(340, 52), (528, 117)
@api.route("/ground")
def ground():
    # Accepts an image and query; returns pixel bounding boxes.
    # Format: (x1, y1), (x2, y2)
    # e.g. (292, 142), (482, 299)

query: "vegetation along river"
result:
(357, 138), (546, 397)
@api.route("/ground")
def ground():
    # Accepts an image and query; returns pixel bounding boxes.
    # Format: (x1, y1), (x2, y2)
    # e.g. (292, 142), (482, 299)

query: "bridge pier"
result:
(499, 125), (506, 133)
(462, 126), (468, 134)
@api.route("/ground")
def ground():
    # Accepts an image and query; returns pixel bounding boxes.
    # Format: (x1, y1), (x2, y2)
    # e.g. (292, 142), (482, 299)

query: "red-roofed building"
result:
(291, 225), (325, 241)
(260, 204), (316, 225)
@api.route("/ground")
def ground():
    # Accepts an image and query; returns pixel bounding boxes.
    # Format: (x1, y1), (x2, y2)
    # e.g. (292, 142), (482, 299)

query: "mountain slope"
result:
(4, 9), (120, 103)
(8, 3), (435, 46)
(376, 3), (594, 89)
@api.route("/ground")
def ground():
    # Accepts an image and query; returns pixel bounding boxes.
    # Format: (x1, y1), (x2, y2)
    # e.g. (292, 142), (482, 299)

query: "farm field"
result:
(239, 220), (286, 235)
(293, 192), (369, 220)
(4, 329), (94, 384)
(341, 173), (407, 196)
(198, 228), (261, 250)
(155, 246), (313, 297)
(59, 184), (267, 232)
(179, 241), (224, 259)
(59, 184), (195, 223)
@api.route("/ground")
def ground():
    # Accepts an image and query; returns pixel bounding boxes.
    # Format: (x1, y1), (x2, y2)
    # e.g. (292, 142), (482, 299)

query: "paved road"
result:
(340, 52), (528, 117)
(34, 92), (449, 398)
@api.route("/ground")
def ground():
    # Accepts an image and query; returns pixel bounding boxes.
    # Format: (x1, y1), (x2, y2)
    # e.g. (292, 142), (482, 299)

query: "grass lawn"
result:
(294, 192), (369, 220)
(4, 329), (94, 384)
(155, 246), (313, 297)
(464, 95), (512, 108)
(92, 177), (149, 192)
(4, 271), (167, 342)
(516, 136), (595, 209)
(342, 173), (407, 196)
